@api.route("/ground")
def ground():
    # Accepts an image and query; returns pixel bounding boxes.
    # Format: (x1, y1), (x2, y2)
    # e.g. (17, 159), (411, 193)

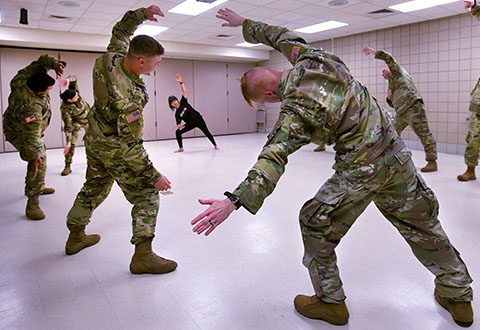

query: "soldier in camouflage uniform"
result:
(3, 55), (65, 220)
(191, 8), (474, 327)
(59, 75), (90, 176)
(363, 47), (438, 173)
(65, 5), (177, 275)
(459, 0), (480, 181)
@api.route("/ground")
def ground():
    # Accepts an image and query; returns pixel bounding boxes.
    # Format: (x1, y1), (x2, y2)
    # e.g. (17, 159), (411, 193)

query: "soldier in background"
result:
(3, 55), (65, 220)
(65, 5), (177, 275)
(459, 0), (480, 181)
(363, 47), (438, 172)
(191, 8), (474, 327)
(59, 75), (90, 176)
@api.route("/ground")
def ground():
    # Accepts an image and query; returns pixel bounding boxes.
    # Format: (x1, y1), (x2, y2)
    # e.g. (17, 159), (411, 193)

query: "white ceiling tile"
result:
(39, 20), (74, 29)
(265, 0), (308, 11)
(88, 2), (130, 14)
(82, 10), (121, 21)
(270, 12), (306, 23)
(71, 24), (106, 33)
(75, 17), (111, 27)
(236, 0), (275, 5)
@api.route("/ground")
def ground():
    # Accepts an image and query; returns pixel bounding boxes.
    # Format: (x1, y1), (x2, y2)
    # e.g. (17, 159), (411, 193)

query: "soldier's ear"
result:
(264, 90), (275, 96)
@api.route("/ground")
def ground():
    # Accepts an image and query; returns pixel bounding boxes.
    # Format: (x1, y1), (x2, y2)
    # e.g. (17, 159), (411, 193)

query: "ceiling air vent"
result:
(196, 0), (217, 3)
(366, 8), (396, 19)
(328, 0), (349, 7)
(48, 15), (72, 22)
(211, 34), (235, 40)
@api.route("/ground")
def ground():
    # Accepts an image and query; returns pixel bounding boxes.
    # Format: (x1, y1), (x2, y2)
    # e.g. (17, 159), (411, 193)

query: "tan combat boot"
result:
(25, 195), (45, 220)
(41, 187), (55, 195)
(61, 163), (72, 176)
(130, 239), (177, 274)
(457, 166), (476, 181)
(294, 294), (349, 325)
(314, 145), (326, 152)
(435, 289), (473, 327)
(65, 227), (101, 255)
(421, 160), (438, 172)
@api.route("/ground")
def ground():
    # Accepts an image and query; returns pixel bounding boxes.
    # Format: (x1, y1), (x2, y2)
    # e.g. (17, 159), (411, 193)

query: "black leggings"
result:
(176, 118), (217, 148)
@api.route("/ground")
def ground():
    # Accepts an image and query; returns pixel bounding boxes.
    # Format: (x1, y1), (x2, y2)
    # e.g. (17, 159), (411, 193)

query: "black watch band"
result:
(224, 191), (242, 209)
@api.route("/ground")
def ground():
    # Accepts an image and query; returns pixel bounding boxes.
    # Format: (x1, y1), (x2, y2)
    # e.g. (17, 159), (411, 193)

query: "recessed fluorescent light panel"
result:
(134, 25), (169, 37)
(389, 0), (459, 13)
(169, 0), (228, 16)
(295, 21), (348, 34)
(236, 42), (261, 47)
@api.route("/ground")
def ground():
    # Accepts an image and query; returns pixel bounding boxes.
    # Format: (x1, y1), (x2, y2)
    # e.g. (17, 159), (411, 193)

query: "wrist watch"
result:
(224, 191), (242, 209)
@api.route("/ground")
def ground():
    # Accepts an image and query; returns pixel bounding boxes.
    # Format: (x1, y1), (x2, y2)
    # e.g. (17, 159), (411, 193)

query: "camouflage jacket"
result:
(3, 55), (57, 161)
(375, 50), (423, 114)
(472, 1), (480, 20)
(470, 78), (480, 114)
(61, 75), (90, 142)
(233, 20), (397, 214)
(88, 8), (161, 184)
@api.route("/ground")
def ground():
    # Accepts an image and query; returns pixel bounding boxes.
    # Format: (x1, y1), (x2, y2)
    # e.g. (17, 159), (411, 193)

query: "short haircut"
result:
(60, 89), (77, 103)
(127, 35), (165, 59)
(26, 73), (55, 93)
(240, 68), (263, 109)
(168, 95), (178, 111)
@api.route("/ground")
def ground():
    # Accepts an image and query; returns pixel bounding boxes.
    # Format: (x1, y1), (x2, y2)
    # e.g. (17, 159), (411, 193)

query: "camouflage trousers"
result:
(66, 136), (159, 245)
(464, 112), (480, 167)
(64, 122), (87, 164)
(7, 134), (47, 197)
(299, 138), (472, 304)
(395, 100), (437, 161)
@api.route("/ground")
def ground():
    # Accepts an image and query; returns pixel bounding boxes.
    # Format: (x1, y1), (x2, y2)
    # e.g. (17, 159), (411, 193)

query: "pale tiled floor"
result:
(0, 133), (478, 330)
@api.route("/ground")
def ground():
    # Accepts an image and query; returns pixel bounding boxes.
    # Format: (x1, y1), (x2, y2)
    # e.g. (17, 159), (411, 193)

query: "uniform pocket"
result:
(416, 173), (439, 218)
(299, 190), (347, 228)
(393, 146), (412, 165)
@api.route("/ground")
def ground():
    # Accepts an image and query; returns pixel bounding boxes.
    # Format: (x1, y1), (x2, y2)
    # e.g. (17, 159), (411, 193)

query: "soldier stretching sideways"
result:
(3, 55), (65, 220)
(59, 75), (90, 176)
(65, 5), (177, 275)
(191, 8), (474, 327)
(363, 46), (438, 173)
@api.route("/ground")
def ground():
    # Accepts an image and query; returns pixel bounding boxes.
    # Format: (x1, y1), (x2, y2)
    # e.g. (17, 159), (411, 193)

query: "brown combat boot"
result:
(41, 187), (55, 195)
(61, 163), (72, 176)
(65, 227), (101, 255)
(457, 166), (476, 181)
(314, 145), (326, 152)
(25, 195), (45, 220)
(435, 290), (473, 327)
(421, 160), (438, 172)
(294, 294), (349, 325)
(130, 239), (177, 274)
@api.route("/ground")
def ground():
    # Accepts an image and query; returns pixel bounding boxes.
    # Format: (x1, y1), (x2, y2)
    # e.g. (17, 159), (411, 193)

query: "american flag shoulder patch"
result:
(25, 115), (36, 123)
(125, 110), (142, 123)
(290, 46), (301, 63)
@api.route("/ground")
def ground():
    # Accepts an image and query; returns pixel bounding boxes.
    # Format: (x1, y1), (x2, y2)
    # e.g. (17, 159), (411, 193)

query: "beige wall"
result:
(261, 13), (480, 155)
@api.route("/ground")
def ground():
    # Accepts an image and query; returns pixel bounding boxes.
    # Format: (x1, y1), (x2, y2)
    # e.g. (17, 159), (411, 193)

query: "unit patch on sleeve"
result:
(25, 115), (37, 123)
(125, 110), (142, 123)
(290, 46), (301, 63)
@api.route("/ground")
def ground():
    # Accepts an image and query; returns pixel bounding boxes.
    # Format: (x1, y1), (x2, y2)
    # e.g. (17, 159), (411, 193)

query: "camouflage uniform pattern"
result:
(60, 75), (90, 164)
(233, 20), (473, 303)
(472, 1), (480, 20)
(66, 8), (162, 245)
(375, 50), (437, 161)
(464, 89), (480, 167)
(3, 55), (57, 197)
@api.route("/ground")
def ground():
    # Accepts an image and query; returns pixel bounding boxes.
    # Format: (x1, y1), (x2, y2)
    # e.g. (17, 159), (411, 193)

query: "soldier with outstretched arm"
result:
(191, 8), (474, 327)
(3, 55), (65, 220)
(65, 5), (177, 275)
(363, 46), (438, 173)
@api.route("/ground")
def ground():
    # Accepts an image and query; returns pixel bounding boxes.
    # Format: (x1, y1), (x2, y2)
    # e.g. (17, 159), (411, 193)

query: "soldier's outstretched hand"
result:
(53, 60), (65, 79)
(216, 8), (245, 27)
(144, 5), (164, 22)
(176, 74), (183, 84)
(191, 198), (236, 236)
(154, 175), (171, 191)
(465, 0), (474, 13)
(363, 47), (376, 56)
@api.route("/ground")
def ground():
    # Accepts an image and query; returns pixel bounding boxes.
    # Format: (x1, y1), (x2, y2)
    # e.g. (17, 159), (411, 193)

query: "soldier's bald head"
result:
(240, 67), (281, 108)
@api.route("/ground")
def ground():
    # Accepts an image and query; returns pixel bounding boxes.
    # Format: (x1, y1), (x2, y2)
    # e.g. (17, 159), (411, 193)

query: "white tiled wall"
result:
(260, 13), (480, 155)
